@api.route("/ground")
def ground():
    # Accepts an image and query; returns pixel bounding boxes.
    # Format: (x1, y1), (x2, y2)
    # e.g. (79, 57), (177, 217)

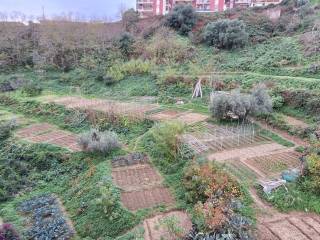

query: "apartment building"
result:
(136, 0), (282, 17)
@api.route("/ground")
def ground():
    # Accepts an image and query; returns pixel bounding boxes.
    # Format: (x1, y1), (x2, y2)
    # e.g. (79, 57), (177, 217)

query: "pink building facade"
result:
(136, 0), (228, 18)
(136, 0), (282, 17)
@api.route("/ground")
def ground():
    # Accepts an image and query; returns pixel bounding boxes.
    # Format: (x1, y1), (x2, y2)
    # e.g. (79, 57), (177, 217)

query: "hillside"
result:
(0, 0), (320, 239)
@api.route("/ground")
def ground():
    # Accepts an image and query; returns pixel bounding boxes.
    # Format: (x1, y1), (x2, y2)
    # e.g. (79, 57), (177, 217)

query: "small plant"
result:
(0, 223), (20, 240)
(0, 119), (17, 141)
(159, 216), (184, 239)
(21, 81), (43, 97)
(117, 32), (135, 58)
(78, 129), (120, 153)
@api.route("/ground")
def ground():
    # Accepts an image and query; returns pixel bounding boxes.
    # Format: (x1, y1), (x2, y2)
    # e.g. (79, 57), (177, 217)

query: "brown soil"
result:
(52, 96), (158, 118)
(112, 164), (163, 192)
(111, 161), (175, 211)
(284, 116), (309, 129)
(16, 123), (80, 152)
(176, 112), (209, 125)
(121, 187), (175, 211)
(143, 211), (192, 240)
(208, 143), (287, 162)
(253, 119), (308, 147)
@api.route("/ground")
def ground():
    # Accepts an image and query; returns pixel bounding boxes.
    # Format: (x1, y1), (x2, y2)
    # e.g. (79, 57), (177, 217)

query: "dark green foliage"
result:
(165, 4), (197, 35)
(0, 223), (20, 240)
(117, 32), (135, 58)
(18, 195), (74, 239)
(203, 19), (248, 49)
(0, 95), (90, 132)
(0, 119), (16, 141)
(122, 9), (140, 33)
(0, 140), (66, 202)
(21, 81), (43, 97)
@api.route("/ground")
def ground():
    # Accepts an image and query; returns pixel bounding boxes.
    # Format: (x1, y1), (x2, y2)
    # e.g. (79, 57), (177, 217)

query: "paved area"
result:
(16, 123), (80, 151)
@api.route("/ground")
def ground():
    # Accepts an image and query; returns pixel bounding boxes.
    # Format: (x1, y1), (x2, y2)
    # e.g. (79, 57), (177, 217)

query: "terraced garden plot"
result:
(208, 142), (287, 162)
(148, 110), (182, 121)
(18, 195), (75, 240)
(51, 96), (158, 118)
(143, 211), (192, 240)
(112, 152), (149, 168)
(111, 154), (175, 211)
(243, 151), (302, 179)
(182, 123), (272, 154)
(16, 123), (80, 151)
(112, 164), (163, 191)
(121, 187), (175, 211)
(258, 213), (320, 240)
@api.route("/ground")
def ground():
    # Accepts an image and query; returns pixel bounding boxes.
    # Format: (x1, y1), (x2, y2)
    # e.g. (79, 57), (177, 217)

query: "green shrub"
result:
(165, 4), (197, 35)
(304, 153), (320, 194)
(21, 82), (43, 97)
(145, 28), (196, 64)
(0, 119), (17, 141)
(107, 59), (153, 82)
(140, 121), (185, 172)
(117, 32), (135, 58)
(78, 129), (120, 153)
(203, 19), (249, 49)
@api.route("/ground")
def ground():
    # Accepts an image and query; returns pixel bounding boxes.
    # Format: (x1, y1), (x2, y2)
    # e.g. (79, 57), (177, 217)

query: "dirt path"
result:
(16, 123), (80, 151)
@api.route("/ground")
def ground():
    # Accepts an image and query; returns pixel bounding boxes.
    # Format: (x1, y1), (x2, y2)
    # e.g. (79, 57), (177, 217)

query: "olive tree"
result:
(209, 86), (272, 120)
(165, 4), (197, 35)
(203, 19), (248, 49)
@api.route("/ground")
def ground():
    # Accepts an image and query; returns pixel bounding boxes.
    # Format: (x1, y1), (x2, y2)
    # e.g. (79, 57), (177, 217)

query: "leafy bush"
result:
(117, 32), (135, 58)
(251, 84), (273, 115)
(0, 140), (66, 202)
(203, 19), (248, 49)
(0, 223), (20, 240)
(21, 81), (43, 97)
(0, 76), (26, 93)
(209, 87), (272, 120)
(95, 177), (119, 218)
(145, 28), (196, 64)
(78, 129), (120, 153)
(183, 161), (241, 205)
(0, 119), (17, 141)
(209, 90), (252, 120)
(304, 153), (320, 194)
(139, 121), (185, 173)
(107, 59), (153, 82)
(165, 4), (197, 35)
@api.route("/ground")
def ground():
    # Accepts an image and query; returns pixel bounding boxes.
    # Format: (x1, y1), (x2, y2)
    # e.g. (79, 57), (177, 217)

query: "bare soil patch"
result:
(148, 110), (181, 121)
(284, 116), (309, 129)
(111, 154), (175, 211)
(258, 213), (320, 240)
(143, 211), (192, 240)
(16, 123), (80, 151)
(121, 187), (175, 211)
(112, 164), (163, 192)
(52, 96), (158, 118)
(208, 143), (286, 162)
